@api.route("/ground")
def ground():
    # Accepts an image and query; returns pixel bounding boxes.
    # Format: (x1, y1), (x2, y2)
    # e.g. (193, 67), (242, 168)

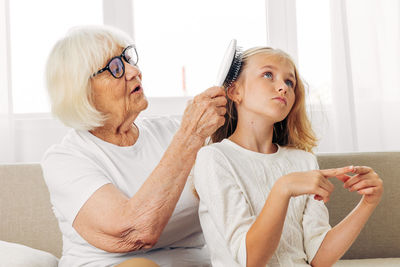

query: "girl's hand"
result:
(277, 166), (353, 203)
(340, 166), (383, 206)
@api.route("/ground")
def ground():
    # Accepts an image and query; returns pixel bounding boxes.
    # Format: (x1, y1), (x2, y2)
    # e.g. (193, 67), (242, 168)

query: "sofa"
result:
(0, 152), (399, 266)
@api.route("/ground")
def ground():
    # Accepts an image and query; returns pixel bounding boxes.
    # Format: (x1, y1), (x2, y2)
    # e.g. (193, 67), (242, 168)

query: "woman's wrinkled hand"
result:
(339, 166), (384, 206)
(180, 86), (227, 141)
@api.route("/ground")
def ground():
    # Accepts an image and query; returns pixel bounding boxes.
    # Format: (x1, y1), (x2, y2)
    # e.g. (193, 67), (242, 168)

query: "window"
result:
(9, 0), (267, 112)
(133, 0), (267, 97)
(9, 0), (103, 113)
(296, 0), (331, 106)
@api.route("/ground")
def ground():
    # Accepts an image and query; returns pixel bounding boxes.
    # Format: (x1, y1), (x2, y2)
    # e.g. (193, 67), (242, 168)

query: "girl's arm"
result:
(194, 147), (258, 266)
(245, 181), (290, 266)
(246, 167), (352, 267)
(311, 166), (383, 267)
(194, 146), (352, 267)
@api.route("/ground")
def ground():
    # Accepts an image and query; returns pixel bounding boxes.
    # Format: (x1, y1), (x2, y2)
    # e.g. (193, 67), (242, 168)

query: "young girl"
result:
(193, 47), (383, 267)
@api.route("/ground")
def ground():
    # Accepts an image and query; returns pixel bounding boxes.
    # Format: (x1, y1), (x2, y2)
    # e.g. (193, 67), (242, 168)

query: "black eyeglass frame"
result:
(92, 45), (138, 79)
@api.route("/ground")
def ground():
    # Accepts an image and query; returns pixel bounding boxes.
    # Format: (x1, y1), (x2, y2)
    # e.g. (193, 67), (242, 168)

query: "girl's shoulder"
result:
(281, 146), (315, 157)
(199, 139), (242, 159)
(198, 141), (230, 160)
(281, 146), (319, 169)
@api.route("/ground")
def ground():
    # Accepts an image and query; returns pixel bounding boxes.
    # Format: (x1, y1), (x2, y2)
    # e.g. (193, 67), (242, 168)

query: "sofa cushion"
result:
(334, 258), (400, 267)
(0, 240), (58, 267)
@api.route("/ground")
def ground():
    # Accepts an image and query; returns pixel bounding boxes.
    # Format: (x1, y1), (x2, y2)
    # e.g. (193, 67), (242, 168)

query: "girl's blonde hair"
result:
(211, 47), (318, 152)
(45, 25), (132, 131)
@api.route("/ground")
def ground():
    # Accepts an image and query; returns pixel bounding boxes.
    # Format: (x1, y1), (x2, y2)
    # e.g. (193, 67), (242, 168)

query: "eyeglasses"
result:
(92, 45), (138, 79)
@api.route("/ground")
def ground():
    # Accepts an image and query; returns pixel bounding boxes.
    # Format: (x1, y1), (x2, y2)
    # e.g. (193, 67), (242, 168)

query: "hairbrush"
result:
(215, 39), (243, 89)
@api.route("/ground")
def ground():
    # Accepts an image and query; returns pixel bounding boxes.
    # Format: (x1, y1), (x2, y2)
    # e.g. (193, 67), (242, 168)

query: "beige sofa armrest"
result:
(0, 163), (62, 258)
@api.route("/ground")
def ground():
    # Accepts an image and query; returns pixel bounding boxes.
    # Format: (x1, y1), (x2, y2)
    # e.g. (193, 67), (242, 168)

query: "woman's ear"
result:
(227, 82), (242, 104)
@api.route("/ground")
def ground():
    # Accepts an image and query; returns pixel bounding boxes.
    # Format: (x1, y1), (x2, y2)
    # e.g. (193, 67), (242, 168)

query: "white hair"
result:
(45, 25), (133, 131)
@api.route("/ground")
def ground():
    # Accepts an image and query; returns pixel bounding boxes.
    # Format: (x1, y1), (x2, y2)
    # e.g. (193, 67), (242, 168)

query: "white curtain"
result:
(328, 0), (400, 152)
(0, 0), (15, 163)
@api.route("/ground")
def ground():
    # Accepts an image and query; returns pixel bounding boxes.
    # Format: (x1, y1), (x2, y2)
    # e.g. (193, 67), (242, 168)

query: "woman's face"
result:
(90, 47), (148, 127)
(233, 53), (296, 123)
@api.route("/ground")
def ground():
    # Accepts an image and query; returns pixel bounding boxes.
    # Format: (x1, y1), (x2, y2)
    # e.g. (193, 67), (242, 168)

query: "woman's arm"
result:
(73, 87), (227, 253)
(311, 166), (383, 267)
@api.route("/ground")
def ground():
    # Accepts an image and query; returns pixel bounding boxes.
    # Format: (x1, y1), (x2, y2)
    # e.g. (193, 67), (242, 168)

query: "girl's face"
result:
(232, 53), (296, 123)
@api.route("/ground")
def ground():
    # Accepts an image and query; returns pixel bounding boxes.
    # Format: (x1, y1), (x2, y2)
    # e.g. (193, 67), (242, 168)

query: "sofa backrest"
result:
(0, 152), (399, 260)
(0, 163), (62, 258)
(318, 152), (400, 259)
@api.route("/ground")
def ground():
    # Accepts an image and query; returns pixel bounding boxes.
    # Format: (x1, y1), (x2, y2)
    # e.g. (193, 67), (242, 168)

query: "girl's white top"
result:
(42, 116), (209, 267)
(193, 139), (331, 267)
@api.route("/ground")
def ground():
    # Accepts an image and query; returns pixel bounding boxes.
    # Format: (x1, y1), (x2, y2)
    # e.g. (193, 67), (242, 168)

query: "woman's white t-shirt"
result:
(193, 139), (331, 267)
(42, 116), (209, 267)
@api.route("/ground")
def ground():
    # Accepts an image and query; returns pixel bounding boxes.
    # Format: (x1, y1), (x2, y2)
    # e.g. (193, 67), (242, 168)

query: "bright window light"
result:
(133, 0), (267, 97)
(9, 0), (103, 113)
(296, 0), (332, 105)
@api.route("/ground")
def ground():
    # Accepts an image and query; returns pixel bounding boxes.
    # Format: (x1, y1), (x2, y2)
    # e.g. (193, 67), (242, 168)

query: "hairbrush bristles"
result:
(222, 46), (243, 89)
(215, 39), (243, 89)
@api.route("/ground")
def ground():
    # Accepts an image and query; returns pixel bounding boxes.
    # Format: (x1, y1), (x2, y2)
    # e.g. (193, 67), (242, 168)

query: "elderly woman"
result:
(42, 25), (226, 267)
